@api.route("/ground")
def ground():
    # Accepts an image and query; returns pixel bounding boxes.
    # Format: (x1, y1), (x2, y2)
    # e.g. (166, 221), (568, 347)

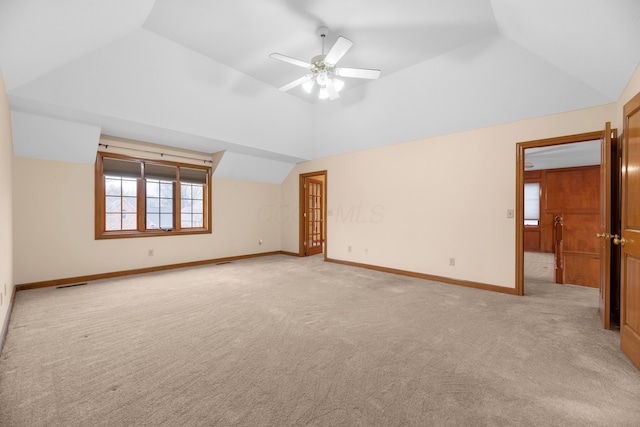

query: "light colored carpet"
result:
(1, 255), (639, 426)
(524, 251), (554, 282)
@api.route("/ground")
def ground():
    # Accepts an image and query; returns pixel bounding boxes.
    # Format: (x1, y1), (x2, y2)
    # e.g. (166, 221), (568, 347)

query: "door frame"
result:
(299, 170), (328, 258)
(599, 122), (615, 329)
(516, 130), (607, 296)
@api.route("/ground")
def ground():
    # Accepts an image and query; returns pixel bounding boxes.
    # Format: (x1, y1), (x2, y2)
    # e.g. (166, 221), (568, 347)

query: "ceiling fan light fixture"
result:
(318, 87), (329, 99)
(316, 71), (328, 86)
(332, 78), (344, 92)
(302, 79), (315, 93)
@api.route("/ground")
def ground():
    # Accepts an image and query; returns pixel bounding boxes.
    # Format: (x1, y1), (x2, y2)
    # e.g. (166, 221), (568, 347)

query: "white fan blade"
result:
(325, 79), (340, 100)
(335, 67), (381, 80)
(269, 53), (312, 69)
(324, 36), (353, 65)
(279, 74), (314, 92)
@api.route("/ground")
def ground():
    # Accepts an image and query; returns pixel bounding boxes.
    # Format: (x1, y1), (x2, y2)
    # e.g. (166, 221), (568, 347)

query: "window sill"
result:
(96, 228), (211, 240)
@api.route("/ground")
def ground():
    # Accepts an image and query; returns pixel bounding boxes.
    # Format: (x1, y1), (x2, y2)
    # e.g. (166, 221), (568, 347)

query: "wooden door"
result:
(620, 92), (640, 368)
(305, 178), (323, 256)
(598, 122), (614, 329)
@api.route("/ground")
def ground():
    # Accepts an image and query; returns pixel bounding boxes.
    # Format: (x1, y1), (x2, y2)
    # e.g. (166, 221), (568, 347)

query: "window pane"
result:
(524, 182), (540, 225)
(122, 197), (137, 214)
(121, 212), (137, 230)
(178, 182), (204, 229)
(192, 185), (203, 199)
(181, 213), (192, 228)
(106, 196), (122, 213)
(146, 197), (159, 213)
(146, 181), (159, 197)
(104, 176), (138, 231)
(105, 178), (121, 196)
(145, 179), (173, 230)
(160, 214), (173, 229)
(160, 198), (173, 213)
(160, 182), (173, 198)
(106, 213), (121, 231)
(122, 213), (138, 230)
(181, 184), (191, 199)
(122, 179), (137, 197)
(147, 213), (160, 229)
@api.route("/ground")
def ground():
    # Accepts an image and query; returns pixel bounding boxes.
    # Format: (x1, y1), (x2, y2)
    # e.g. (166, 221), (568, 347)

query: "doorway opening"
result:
(299, 171), (327, 258)
(516, 126), (619, 329)
(522, 140), (602, 286)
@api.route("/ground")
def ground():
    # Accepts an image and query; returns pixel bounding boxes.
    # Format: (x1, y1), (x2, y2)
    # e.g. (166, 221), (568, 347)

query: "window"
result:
(96, 153), (211, 239)
(180, 182), (204, 228)
(145, 179), (174, 230)
(524, 182), (541, 226)
(105, 176), (137, 231)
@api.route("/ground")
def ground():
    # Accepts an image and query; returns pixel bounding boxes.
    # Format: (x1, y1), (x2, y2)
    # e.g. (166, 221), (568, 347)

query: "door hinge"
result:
(304, 241), (307, 246)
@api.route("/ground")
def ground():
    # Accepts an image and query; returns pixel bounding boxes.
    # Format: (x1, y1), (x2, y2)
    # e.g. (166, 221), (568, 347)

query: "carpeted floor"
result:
(1, 255), (638, 426)
(524, 251), (554, 283)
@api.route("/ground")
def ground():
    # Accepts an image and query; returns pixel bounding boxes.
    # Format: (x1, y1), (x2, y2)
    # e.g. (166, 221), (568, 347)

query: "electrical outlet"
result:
(365, 248), (368, 255)
(259, 239), (263, 245)
(148, 249), (154, 256)
(348, 246), (352, 252)
(449, 258), (455, 266)
(507, 209), (515, 218)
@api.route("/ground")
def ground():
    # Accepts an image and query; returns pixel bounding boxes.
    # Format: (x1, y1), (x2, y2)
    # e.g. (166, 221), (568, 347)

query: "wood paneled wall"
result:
(525, 166), (600, 288)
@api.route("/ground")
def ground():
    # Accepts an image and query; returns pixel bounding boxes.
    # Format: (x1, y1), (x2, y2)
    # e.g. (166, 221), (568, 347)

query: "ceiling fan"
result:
(270, 27), (381, 100)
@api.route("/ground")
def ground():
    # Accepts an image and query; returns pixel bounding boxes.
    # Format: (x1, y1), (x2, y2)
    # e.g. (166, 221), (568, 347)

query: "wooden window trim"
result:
(95, 152), (212, 239)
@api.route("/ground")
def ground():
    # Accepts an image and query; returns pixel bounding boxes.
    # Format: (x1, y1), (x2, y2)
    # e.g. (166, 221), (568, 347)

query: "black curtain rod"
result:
(98, 143), (213, 164)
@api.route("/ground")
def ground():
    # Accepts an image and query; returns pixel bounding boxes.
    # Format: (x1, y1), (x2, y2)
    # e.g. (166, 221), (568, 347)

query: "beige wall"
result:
(0, 72), (14, 337)
(10, 63), (640, 289)
(12, 156), (282, 284)
(282, 103), (617, 289)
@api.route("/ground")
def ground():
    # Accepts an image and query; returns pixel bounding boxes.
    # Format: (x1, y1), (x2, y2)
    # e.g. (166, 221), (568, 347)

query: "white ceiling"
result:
(142, 0), (498, 96)
(525, 140), (601, 171)
(1, 0), (639, 182)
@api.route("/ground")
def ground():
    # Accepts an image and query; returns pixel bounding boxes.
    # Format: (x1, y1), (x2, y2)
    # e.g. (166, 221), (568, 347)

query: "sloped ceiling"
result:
(1, 0), (639, 182)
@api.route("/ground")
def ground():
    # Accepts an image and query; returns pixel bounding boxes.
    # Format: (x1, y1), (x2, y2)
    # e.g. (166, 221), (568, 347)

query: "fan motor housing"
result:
(311, 55), (335, 74)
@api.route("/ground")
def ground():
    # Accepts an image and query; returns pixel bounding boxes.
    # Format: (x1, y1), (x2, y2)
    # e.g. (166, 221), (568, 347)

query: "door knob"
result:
(612, 235), (627, 246)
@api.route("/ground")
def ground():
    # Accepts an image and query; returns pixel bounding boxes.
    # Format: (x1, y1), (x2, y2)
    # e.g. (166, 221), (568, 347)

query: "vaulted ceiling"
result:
(1, 0), (639, 182)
